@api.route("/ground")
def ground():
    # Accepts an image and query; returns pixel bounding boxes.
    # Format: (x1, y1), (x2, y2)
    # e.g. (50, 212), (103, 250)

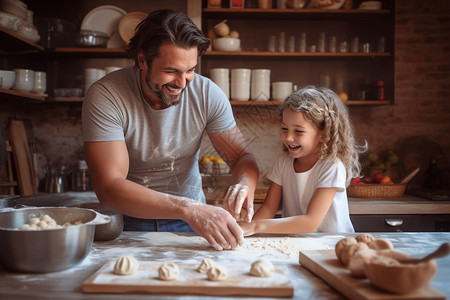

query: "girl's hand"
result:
(223, 184), (254, 222)
(238, 220), (257, 236)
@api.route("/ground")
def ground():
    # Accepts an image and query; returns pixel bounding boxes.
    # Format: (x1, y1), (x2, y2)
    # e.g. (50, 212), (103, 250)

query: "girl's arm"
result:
(241, 187), (337, 235)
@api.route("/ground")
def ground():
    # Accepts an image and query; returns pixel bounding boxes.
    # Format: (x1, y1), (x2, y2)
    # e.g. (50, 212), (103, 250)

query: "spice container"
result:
(377, 80), (384, 100)
(72, 160), (92, 191)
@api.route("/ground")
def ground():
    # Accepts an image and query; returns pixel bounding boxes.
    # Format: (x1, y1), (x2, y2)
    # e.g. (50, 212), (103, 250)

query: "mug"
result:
(272, 81), (293, 101)
(34, 71), (46, 94)
(12, 69), (34, 93)
(251, 69), (270, 101)
(210, 68), (230, 98)
(231, 68), (251, 101)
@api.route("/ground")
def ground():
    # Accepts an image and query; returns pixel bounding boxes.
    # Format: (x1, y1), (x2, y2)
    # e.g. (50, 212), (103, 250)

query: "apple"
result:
(372, 172), (384, 183)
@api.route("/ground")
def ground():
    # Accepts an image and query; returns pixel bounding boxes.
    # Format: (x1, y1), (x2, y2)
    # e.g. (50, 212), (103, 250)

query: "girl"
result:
(240, 86), (366, 235)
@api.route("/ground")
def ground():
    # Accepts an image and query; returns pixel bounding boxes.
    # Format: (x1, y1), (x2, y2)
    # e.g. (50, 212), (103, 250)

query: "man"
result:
(82, 9), (259, 250)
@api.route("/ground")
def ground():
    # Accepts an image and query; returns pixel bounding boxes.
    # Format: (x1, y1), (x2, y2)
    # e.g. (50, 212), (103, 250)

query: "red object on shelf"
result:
(230, 0), (244, 8)
(377, 80), (385, 100)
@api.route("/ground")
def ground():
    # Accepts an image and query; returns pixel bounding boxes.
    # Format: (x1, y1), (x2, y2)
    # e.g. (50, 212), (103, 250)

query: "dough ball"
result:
(250, 258), (275, 277)
(207, 265), (228, 281)
(18, 224), (31, 230)
(37, 220), (48, 230)
(348, 248), (377, 278)
(40, 215), (53, 223)
(158, 262), (179, 281)
(340, 242), (369, 266)
(74, 220), (84, 225)
(113, 255), (139, 275)
(63, 222), (72, 227)
(355, 233), (375, 245)
(368, 239), (394, 251)
(29, 217), (40, 225)
(197, 258), (216, 274)
(335, 237), (357, 262)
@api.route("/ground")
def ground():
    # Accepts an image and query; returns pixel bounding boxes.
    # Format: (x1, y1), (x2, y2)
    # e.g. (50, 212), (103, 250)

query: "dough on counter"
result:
(207, 265), (228, 281)
(113, 255), (139, 275)
(334, 237), (357, 263)
(158, 262), (179, 281)
(355, 233), (375, 245)
(197, 258), (216, 274)
(250, 258), (275, 277)
(340, 242), (369, 266)
(368, 238), (394, 251)
(348, 248), (377, 278)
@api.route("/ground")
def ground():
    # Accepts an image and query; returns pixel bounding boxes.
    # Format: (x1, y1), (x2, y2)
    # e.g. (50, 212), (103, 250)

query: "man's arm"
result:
(208, 126), (259, 222)
(84, 140), (243, 250)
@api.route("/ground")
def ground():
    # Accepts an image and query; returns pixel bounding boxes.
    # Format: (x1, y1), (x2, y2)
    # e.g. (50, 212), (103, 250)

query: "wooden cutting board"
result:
(83, 261), (293, 297)
(299, 250), (445, 300)
(6, 119), (38, 196)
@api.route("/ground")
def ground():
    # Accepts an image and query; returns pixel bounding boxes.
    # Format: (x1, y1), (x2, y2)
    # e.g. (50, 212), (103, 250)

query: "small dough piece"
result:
(368, 238), (394, 251)
(207, 265), (228, 281)
(158, 262), (179, 281)
(348, 248), (377, 277)
(335, 237), (357, 263)
(355, 233), (375, 245)
(37, 220), (48, 230)
(40, 215), (53, 223)
(197, 258), (216, 274)
(250, 258), (275, 277)
(341, 242), (369, 266)
(29, 217), (40, 225)
(114, 255), (139, 275)
(19, 224), (32, 230)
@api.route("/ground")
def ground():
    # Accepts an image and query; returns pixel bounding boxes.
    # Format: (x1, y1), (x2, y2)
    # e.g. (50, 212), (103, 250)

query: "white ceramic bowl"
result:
(12, 68), (34, 92)
(0, 11), (22, 31)
(213, 38), (240, 52)
(0, 70), (16, 89)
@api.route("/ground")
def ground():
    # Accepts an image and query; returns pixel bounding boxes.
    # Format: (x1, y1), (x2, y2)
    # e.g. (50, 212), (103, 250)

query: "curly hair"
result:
(281, 86), (367, 186)
(127, 9), (211, 67)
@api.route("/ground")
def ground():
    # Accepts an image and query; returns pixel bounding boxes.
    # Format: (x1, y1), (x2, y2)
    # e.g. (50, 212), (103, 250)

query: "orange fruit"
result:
(380, 175), (392, 184)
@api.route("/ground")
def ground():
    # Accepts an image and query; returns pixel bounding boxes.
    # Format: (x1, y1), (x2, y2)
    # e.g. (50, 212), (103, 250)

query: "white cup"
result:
(12, 69), (35, 92)
(34, 71), (46, 94)
(84, 68), (106, 94)
(210, 68), (230, 98)
(272, 81), (293, 101)
(104, 66), (121, 74)
(251, 69), (271, 101)
(231, 68), (251, 101)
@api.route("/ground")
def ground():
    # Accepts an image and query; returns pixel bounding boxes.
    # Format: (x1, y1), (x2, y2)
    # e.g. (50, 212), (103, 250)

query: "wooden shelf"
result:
(0, 27), (44, 53)
(46, 47), (128, 58)
(0, 88), (46, 102)
(204, 51), (390, 57)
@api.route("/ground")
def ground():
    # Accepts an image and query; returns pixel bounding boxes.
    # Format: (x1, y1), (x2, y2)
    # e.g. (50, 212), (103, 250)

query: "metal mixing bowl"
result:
(93, 208), (124, 241)
(0, 207), (110, 273)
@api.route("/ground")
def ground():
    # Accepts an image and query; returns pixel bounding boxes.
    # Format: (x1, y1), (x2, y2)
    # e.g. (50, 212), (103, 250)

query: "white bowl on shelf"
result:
(213, 38), (240, 52)
(0, 70), (16, 89)
(0, 11), (22, 31)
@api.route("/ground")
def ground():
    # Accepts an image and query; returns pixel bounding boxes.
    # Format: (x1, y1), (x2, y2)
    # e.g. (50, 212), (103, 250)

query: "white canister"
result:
(12, 69), (35, 93)
(34, 71), (46, 94)
(272, 81), (293, 101)
(104, 66), (121, 74)
(210, 68), (230, 98)
(251, 69), (271, 101)
(231, 68), (251, 101)
(84, 68), (106, 95)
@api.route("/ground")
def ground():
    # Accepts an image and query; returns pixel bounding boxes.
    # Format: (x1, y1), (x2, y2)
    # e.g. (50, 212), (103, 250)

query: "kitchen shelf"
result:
(0, 27), (44, 53)
(46, 48), (128, 58)
(0, 88), (45, 102)
(204, 51), (390, 57)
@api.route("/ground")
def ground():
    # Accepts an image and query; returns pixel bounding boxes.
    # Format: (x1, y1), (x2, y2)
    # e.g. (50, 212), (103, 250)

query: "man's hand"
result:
(184, 203), (244, 251)
(223, 184), (254, 222)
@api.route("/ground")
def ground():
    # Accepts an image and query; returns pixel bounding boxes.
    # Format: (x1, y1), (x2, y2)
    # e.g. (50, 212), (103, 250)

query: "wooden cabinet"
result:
(200, 1), (395, 105)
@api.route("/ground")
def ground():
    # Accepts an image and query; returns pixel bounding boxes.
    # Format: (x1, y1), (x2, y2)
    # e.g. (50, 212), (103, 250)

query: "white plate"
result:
(81, 5), (127, 48)
(118, 12), (147, 44)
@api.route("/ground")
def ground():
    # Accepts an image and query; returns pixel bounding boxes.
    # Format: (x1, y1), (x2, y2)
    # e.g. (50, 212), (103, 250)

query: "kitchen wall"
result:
(1, 0), (449, 190)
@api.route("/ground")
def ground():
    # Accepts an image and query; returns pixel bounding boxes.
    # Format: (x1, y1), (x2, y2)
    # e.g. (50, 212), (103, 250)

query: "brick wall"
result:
(2, 0), (449, 189)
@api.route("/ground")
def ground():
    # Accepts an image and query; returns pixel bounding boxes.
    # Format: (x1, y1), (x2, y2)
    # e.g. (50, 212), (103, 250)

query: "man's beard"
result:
(146, 75), (189, 107)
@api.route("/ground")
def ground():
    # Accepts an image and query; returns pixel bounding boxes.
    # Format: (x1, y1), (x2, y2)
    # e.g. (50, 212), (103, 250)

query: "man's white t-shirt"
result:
(82, 66), (236, 204)
(267, 153), (354, 233)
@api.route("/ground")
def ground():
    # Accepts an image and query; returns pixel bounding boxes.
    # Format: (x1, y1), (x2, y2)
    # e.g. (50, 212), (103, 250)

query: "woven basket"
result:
(347, 183), (407, 198)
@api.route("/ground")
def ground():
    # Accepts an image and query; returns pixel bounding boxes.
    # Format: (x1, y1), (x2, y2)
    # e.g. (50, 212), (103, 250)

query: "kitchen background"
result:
(0, 0), (449, 192)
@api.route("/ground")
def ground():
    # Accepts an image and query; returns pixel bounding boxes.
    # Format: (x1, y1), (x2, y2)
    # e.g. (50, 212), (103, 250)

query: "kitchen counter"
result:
(8, 190), (450, 217)
(0, 231), (449, 300)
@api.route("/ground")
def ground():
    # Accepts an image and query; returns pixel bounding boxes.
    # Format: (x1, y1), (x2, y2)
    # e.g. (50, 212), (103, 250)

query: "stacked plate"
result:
(80, 5), (127, 48)
(118, 12), (147, 45)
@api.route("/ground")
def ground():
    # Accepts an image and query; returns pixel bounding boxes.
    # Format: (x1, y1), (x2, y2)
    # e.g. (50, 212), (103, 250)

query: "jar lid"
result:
(78, 160), (88, 169)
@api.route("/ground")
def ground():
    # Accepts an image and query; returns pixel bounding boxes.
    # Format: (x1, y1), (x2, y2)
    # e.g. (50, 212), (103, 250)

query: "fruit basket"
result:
(347, 183), (407, 198)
